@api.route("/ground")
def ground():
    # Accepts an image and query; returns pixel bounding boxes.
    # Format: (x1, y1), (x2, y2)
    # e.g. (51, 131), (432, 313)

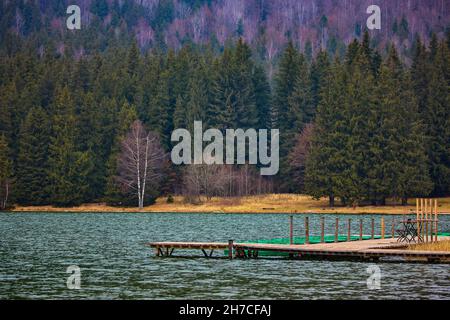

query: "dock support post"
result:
(425, 199), (428, 243)
(416, 198), (419, 236)
(335, 218), (339, 243)
(228, 240), (233, 259)
(371, 218), (375, 239)
(420, 198), (424, 241)
(359, 219), (363, 240)
(381, 217), (385, 239)
(347, 219), (351, 241)
(391, 217), (395, 238)
(320, 217), (325, 243)
(434, 199), (438, 243)
(305, 217), (310, 244)
(289, 215), (294, 245)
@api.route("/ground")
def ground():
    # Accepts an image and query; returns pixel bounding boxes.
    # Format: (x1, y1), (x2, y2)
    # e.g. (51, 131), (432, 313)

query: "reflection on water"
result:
(0, 212), (449, 299)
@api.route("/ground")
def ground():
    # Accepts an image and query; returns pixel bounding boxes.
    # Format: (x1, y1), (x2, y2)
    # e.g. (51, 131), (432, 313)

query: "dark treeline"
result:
(0, 31), (449, 208)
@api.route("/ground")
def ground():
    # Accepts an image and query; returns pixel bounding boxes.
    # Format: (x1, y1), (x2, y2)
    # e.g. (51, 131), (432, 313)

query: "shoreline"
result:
(7, 194), (450, 215)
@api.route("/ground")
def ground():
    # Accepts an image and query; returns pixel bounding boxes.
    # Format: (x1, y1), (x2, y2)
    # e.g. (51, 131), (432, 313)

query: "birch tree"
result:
(116, 120), (166, 208)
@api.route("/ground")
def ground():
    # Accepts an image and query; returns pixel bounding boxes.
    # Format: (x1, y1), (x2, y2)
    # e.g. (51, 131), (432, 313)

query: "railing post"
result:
(228, 239), (233, 259)
(391, 217), (395, 238)
(434, 199), (438, 243)
(425, 199), (428, 243)
(381, 217), (385, 239)
(359, 218), (363, 241)
(335, 218), (339, 243)
(347, 218), (351, 242)
(320, 217), (325, 243)
(289, 215), (293, 245)
(305, 216), (310, 244)
(371, 218), (375, 239)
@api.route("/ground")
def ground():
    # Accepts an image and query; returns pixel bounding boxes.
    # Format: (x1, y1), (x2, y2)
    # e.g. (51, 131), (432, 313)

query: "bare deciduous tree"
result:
(116, 120), (166, 208)
(183, 161), (228, 203)
(182, 162), (273, 203)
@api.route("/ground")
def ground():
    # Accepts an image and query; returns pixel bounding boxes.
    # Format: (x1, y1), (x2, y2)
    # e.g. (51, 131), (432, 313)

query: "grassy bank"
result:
(10, 194), (450, 214)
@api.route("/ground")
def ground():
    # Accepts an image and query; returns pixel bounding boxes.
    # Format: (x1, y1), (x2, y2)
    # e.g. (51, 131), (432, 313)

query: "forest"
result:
(0, 30), (449, 209)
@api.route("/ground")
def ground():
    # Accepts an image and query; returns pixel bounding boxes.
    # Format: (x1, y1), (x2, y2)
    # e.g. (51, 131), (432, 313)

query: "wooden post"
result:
(416, 198), (419, 230)
(434, 199), (438, 242)
(381, 217), (385, 239)
(430, 199), (434, 242)
(289, 215), (293, 245)
(425, 199), (428, 243)
(335, 218), (339, 243)
(228, 240), (233, 259)
(417, 198), (420, 239)
(391, 217), (395, 238)
(371, 218), (375, 239)
(420, 198), (423, 241)
(347, 218), (351, 242)
(359, 218), (363, 241)
(305, 217), (310, 244)
(320, 217), (325, 243)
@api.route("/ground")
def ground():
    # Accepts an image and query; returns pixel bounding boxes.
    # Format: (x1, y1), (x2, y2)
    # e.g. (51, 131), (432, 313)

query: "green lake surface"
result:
(0, 212), (449, 299)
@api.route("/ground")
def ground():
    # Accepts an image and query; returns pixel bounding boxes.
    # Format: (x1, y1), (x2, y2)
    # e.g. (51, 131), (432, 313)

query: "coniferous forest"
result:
(0, 2), (449, 209)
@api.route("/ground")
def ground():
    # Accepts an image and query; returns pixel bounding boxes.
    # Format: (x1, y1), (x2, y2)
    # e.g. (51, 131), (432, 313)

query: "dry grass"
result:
(408, 240), (450, 252)
(10, 194), (450, 214)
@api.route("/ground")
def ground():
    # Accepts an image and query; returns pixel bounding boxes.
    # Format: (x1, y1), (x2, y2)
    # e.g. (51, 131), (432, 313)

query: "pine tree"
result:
(423, 42), (450, 195)
(47, 87), (93, 206)
(208, 49), (235, 130)
(232, 38), (258, 129)
(252, 64), (271, 129)
(149, 69), (171, 148)
(185, 67), (209, 130)
(376, 47), (432, 203)
(104, 101), (138, 205)
(310, 50), (330, 109)
(0, 82), (17, 147)
(16, 107), (51, 204)
(341, 47), (379, 205)
(273, 41), (300, 136)
(305, 58), (347, 206)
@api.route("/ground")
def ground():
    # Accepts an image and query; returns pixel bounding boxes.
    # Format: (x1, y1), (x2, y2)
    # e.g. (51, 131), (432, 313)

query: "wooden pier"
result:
(147, 236), (450, 263)
(147, 198), (449, 263)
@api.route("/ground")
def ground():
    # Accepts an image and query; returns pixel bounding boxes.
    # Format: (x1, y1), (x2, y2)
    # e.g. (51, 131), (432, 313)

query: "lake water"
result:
(0, 212), (449, 299)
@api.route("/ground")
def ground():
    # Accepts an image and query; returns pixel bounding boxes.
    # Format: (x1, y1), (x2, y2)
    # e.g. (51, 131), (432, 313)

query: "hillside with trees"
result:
(0, 1), (449, 209)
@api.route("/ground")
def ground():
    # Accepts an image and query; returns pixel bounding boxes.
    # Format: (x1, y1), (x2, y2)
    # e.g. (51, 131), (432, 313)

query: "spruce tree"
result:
(273, 41), (300, 139)
(423, 42), (450, 195)
(104, 101), (138, 205)
(16, 107), (51, 204)
(47, 87), (93, 206)
(376, 47), (433, 203)
(305, 58), (347, 206)
(252, 64), (271, 129)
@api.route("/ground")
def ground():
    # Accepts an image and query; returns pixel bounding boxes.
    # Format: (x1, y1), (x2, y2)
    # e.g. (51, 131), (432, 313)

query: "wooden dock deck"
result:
(146, 237), (450, 263)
